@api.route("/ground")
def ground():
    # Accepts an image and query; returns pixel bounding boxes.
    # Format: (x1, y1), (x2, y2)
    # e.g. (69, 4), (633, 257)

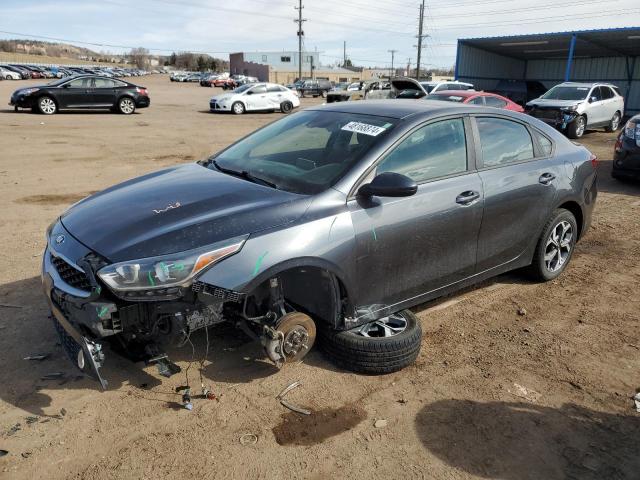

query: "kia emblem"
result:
(55, 234), (65, 245)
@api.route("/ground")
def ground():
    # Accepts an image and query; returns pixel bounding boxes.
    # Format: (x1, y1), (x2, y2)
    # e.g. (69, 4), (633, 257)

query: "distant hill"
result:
(0, 39), (124, 63)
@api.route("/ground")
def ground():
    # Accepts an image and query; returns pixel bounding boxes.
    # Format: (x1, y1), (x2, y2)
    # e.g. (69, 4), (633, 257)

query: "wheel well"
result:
(247, 266), (349, 328)
(558, 201), (584, 239)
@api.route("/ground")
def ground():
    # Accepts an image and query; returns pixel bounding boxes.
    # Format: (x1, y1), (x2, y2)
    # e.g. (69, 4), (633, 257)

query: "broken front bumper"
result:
(42, 245), (112, 389)
(527, 108), (578, 129)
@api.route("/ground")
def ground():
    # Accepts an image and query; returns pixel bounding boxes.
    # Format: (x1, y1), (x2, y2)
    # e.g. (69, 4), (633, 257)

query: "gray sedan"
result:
(43, 100), (597, 387)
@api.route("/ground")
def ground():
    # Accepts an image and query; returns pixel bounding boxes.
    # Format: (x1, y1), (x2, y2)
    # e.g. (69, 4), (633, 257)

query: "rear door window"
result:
(476, 117), (534, 167)
(250, 85), (267, 94)
(468, 96), (485, 105)
(600, 86), (614, 100)
(532, 130), (553, 157)
(485, 96), (508, 109)
(376, 118), (468, 182)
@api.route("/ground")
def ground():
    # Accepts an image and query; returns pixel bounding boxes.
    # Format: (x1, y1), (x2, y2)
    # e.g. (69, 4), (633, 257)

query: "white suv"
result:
(526, 82), (625, 139)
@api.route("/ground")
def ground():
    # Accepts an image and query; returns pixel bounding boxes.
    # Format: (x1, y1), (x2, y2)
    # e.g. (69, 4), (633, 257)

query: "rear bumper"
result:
(135, 96), (150, 108)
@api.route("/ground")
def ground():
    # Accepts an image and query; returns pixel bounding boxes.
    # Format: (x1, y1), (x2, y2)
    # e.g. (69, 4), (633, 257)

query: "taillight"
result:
(589, 153), (598, 169)
(136, 87), (148, 95)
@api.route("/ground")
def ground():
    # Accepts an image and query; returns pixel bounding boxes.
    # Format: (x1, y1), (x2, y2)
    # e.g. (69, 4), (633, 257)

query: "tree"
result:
(197, 55), (207, 72)
(129, 47), (150, 69)
(169, 52), (177, 66)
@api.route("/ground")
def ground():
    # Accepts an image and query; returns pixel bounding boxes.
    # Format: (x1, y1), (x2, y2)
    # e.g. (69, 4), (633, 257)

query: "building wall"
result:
(456, 43), (525, 91)
(240, 51), (320, 69)
(269, 70), (362, 85)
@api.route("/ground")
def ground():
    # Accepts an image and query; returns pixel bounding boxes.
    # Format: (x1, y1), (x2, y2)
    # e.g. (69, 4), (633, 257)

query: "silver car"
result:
(526, 82), (625, 139)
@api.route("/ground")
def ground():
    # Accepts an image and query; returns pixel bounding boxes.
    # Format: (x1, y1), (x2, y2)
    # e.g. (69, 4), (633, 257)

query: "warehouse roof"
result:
(459, 26), (640, 60)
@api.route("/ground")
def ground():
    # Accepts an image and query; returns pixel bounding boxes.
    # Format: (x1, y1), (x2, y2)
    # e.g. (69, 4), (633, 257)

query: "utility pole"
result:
(294, 0), (306, 81)
(343, 41), (346, 67)
(388, 49), (398, 81)
(406, 57), (412, 77)
(415, 0), (429, 80)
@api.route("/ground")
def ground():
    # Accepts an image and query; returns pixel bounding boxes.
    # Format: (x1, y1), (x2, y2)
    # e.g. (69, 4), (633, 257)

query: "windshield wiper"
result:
(211, 160), (278, 189)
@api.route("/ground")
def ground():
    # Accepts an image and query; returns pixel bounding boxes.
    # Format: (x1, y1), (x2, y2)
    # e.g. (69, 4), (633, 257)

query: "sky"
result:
(1, 0), (639, 69)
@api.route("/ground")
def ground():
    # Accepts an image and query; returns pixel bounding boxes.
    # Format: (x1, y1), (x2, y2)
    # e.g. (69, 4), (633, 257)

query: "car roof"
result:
(430, 90), (479, 98)
(559, 82), (617, 88)
(308, 99), (518, 120)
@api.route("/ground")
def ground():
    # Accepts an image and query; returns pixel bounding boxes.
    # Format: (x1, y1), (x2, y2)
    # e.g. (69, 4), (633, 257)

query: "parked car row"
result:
(0, 63), (152, 80)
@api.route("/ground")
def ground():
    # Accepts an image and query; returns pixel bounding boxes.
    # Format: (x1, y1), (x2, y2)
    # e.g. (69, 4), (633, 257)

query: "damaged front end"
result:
(42, 220), (315, 389)
(526, 105), (579, 130)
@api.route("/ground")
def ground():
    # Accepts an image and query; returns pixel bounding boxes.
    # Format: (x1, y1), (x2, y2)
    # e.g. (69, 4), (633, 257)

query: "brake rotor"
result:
(275, 312), (316, 363)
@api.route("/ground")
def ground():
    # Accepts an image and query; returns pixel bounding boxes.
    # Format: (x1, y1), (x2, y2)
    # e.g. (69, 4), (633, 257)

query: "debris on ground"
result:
(41, 372), (64, 380)
(0, 303), (22, 309)
(60, 408), (67, 417)
(176, 385), (193, 411)
(276, 381), (311, 415)
(374, 419), (388, 428)
(0, 450), (7, 458)
(633, 392), (640, 412)
(508, 383), (542, 402)
(7, 424), (21, 436)
(517, 307), (527, 316)
(21, 452), (31, 459)
(239, 433), (258, 446)
(23, 354), (49, 361)
(25, 416), (39, 425)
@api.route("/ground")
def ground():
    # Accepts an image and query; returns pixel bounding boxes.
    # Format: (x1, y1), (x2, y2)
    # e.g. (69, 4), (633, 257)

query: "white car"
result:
(0, 66), (21, 80)
(210, 82), (301, 114)
(420, 80), (475, 94)
(526, 82), (625, 139)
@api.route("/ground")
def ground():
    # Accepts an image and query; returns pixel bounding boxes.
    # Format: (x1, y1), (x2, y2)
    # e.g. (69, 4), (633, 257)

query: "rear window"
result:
(430, 94), (465, 103)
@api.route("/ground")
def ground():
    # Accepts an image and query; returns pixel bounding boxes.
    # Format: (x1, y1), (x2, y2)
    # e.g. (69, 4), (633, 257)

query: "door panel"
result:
(349, 173), (484, 311)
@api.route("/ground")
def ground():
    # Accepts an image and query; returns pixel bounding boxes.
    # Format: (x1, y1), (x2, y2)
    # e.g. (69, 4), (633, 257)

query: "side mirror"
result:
(245, 90), (253, 95)
(358, 172), (417, 198)
(62, 83), (71, 88)
(590, 96), (598, 103)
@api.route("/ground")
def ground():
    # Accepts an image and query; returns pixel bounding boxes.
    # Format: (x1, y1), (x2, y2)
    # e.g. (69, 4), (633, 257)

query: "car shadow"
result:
(415, 399), (640, 480)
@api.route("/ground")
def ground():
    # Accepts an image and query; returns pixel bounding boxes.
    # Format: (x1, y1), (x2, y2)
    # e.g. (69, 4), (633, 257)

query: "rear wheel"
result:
(528, 208), (577, 281)
(117, 97), (136, 114)
(321, 90), (327, 98)
(567, 115), (586, 139)
(280, 101), (293, 114)
(232, 101), (245, 115)
(320, 310), (422, 374)
(37, 96), (57, 115)
(605, 111), (621, 132)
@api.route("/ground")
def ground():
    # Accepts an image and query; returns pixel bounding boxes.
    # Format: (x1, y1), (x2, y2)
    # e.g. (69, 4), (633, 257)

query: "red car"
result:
(212, 77), (236, 89)
(428, 90), (524, 113)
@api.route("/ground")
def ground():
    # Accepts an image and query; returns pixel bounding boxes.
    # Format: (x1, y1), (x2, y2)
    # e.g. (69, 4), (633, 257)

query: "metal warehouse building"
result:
(455, 27), (640, 115)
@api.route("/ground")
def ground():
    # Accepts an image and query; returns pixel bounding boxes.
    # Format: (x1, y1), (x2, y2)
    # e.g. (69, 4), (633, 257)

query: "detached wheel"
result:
(37, 96), (57, 115)
(528, 208), (577, 282)
(117, 97), (136, 114)
(280, 101), (293, 114)
(567, 115), (586, 139)
(231, 101), (245, 115)
(605, 111), (621, 132)
(320, 310), (422, 374)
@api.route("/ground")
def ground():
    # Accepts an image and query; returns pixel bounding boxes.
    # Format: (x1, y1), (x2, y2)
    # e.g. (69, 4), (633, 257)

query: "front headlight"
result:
(21, 88), (40, 96)
(97, 236), (246, 298)
(624, 121), (637, 139)
(561, 105), (578, 112)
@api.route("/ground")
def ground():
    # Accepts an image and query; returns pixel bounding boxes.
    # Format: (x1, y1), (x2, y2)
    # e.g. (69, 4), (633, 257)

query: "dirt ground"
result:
(0, 75), (639, 480)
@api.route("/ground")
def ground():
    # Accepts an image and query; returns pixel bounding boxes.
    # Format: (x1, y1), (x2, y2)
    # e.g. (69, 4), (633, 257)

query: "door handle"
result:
(539, 173), (556, 185)
(455, 190), (480, 205)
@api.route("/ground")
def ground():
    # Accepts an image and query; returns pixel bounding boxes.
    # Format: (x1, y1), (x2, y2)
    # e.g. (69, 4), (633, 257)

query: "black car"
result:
(42, 100), (597, 388)
(613, 115), (640, 180)
(299, 79), (332, 98)
(9, 75), (150, 115)
(492, 80), (547, 107)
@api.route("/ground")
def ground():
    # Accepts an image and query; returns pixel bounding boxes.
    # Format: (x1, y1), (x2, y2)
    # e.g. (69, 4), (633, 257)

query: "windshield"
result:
(541, 85), (590, 101)
(421, 82), (436, 93)
(233, 84), (254, 94)
(429, 94), (465, 103)
(209, 110), (396, 195)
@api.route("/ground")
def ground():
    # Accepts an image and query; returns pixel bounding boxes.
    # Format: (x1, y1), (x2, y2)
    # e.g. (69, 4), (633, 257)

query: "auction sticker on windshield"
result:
(342, 121), (387, 136)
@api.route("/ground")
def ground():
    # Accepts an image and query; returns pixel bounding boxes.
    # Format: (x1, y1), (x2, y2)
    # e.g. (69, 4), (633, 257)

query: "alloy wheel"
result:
(576, 117), (585, 137)
(119, 98), (135, 114)
(544, 220), (573, 272)
(611, 113), (621, 131)
(233, 103), (244, 114)
(354, 313), (408, 338)
(39, 97), (56, 114)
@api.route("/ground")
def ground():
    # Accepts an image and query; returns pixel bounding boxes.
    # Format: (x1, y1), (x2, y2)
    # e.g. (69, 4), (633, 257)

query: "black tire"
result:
(280, 101), (293, 114)
(321, 90), (327, 98)
(319, 310), (422, 374)
(37, 96), (57, 115)
(566, 115), (586, 139)
(605, 111), (621, 132)
(231, 101), (245, 115)
(527, 208), (578, 282)
(117, 96), (136, 114)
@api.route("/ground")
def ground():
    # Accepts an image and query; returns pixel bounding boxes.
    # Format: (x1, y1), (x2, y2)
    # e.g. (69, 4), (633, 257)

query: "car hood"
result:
(391, 77), (426, 93)
(211, 93), (237, 102)
(60, 163), (311, 262)
(527, 99), (583, 108)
